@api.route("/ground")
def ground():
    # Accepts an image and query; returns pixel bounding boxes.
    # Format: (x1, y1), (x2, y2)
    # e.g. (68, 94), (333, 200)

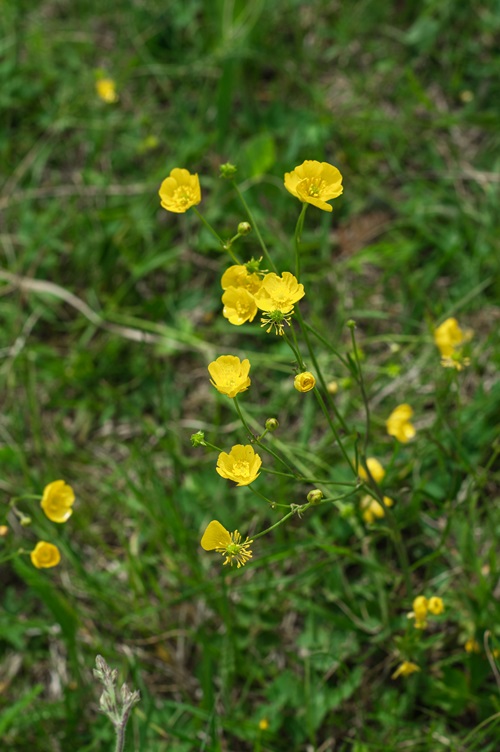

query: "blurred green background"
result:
(1, 1), (500, 750)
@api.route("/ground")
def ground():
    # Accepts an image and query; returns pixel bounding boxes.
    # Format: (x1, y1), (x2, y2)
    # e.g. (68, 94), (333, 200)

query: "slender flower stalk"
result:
(231, 181), (276, 272)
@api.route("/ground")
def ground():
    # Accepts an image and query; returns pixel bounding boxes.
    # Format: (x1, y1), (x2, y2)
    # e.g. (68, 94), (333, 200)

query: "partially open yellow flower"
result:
(221, 265), (262, 295)
(294, 372), (316, 392)
(96, 78), (118, 103)
(222, 287), (258, 326)
(391, 661), (420, 679)
(208, 355), (251, 398)
(428, 596), (444, 615)
(41, 480), (75, 523)
(200, 520), (253, 568)
(30, 541), (61, 569)
(360, 495), (393, 524)
(216, 444), (262, 486)
(386, 404), (416, 443)
(358, 458), (385, 484)
(434, 317), (473, 370)
(284, 160), (343, 212)
(159, 168), (201, 213)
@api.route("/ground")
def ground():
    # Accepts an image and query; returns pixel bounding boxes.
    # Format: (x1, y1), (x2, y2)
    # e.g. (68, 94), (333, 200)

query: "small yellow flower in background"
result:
(391, 661), (420, 679)
(284, 160), (343, 212)
(0, 525), (8, 536)
(221, 265), (262, 295)
(159, 168), (201, 214)
(410, 595), (428, 629)
(208, 355), (251, 398)
(216, 444), (262, 486)
(327, 380), (338, 395)
(360, 495), (393, 524)
(96, 78), (118, 103)
(434, 317), (473, 371)
(428, 596), (444, 615)
(294, 372), (316, 392)
(465, 638), (480, 654)
(386, 404), (416, 443)
(200, 520), (253, 568)
(358, 457), (385, 484)
(222, 287), (258, 326)
(41, 480), (75, 523)
(30, 541), (61, 569)
(258, 718), (269, 731)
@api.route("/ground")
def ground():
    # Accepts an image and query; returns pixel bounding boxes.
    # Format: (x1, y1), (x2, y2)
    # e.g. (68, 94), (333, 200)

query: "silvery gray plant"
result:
(94, 655), (140, 752)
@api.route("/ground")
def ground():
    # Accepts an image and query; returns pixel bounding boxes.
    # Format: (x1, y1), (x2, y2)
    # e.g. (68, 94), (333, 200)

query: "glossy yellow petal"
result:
(201, 520), (231, 550)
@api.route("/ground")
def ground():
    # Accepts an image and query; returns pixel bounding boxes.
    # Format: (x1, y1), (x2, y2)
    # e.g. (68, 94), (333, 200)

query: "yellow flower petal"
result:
(222, 287), (258, 325)
(201, 520), (232, 551)
(386, 404), (416, 443)
(358, 458), (385, 484)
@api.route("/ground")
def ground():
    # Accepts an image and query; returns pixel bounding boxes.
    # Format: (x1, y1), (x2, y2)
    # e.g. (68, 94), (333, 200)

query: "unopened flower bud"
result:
(265, 418), (279, 432)
(191, 431), (206, 447)
(0, 525), (8, 537)
(307, 489), (323, 504)
(294, 372), (316, 393)
(219, 162), (237, 179)
(237, 221), (251, 235)
(20, 515), (32, 527)
(346, 319), (356, 329)
(327, 380), (338, 395)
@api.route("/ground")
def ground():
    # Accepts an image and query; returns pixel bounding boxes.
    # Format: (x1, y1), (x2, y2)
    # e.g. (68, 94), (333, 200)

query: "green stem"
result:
(233, 397), (299, 477)
(294, 203), (308, 279)
(295, 308), (350, 432)
(248, 486), (289, 508)
(231, 182), (276, 272)
(192, 208), (240, 263)
(301, 319), (350, 370)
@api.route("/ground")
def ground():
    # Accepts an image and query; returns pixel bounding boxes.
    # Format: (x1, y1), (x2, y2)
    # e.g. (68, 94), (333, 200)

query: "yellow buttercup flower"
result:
(221, 265), (262, 295)
(465, 638), (480, 654)
(96, 78), (118, 103)
(409, 595), (428, 629)
(30, 541), (61, 569)
(284, 160), (343, 212)
(216, 444), (262, 486)
(41, 480), (75, 523)
(434, 317), (473, 370)
(258, 719), (269, 731)
(208, 355), (251, 398)
(427, 596), (444, 615)
(386, 404), (416, 443)
(358, 457), (385, 484)
(159, 168), (201, 214)
(294, 372), (316, 392)
(391, 661), (420, 679)
(255, 272), (305, 335)
(200, 520), (253, 568)
(360, 495), (393, 524)
(222, 287), (258, 326)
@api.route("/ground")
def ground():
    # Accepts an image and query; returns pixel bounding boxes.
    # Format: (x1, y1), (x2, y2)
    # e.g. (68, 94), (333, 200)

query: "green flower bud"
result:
(307, 489), (323, 504)
(219, 162), (237, 179)
(265, 418), (279, 432)
(190, 431), (206, 447)
(237, 221), (251, 235)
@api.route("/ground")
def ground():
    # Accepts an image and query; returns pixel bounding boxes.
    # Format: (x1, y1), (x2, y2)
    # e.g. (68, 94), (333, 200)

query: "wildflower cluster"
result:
(157, 156), (478, 690)
(1, 480), (76, 570)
